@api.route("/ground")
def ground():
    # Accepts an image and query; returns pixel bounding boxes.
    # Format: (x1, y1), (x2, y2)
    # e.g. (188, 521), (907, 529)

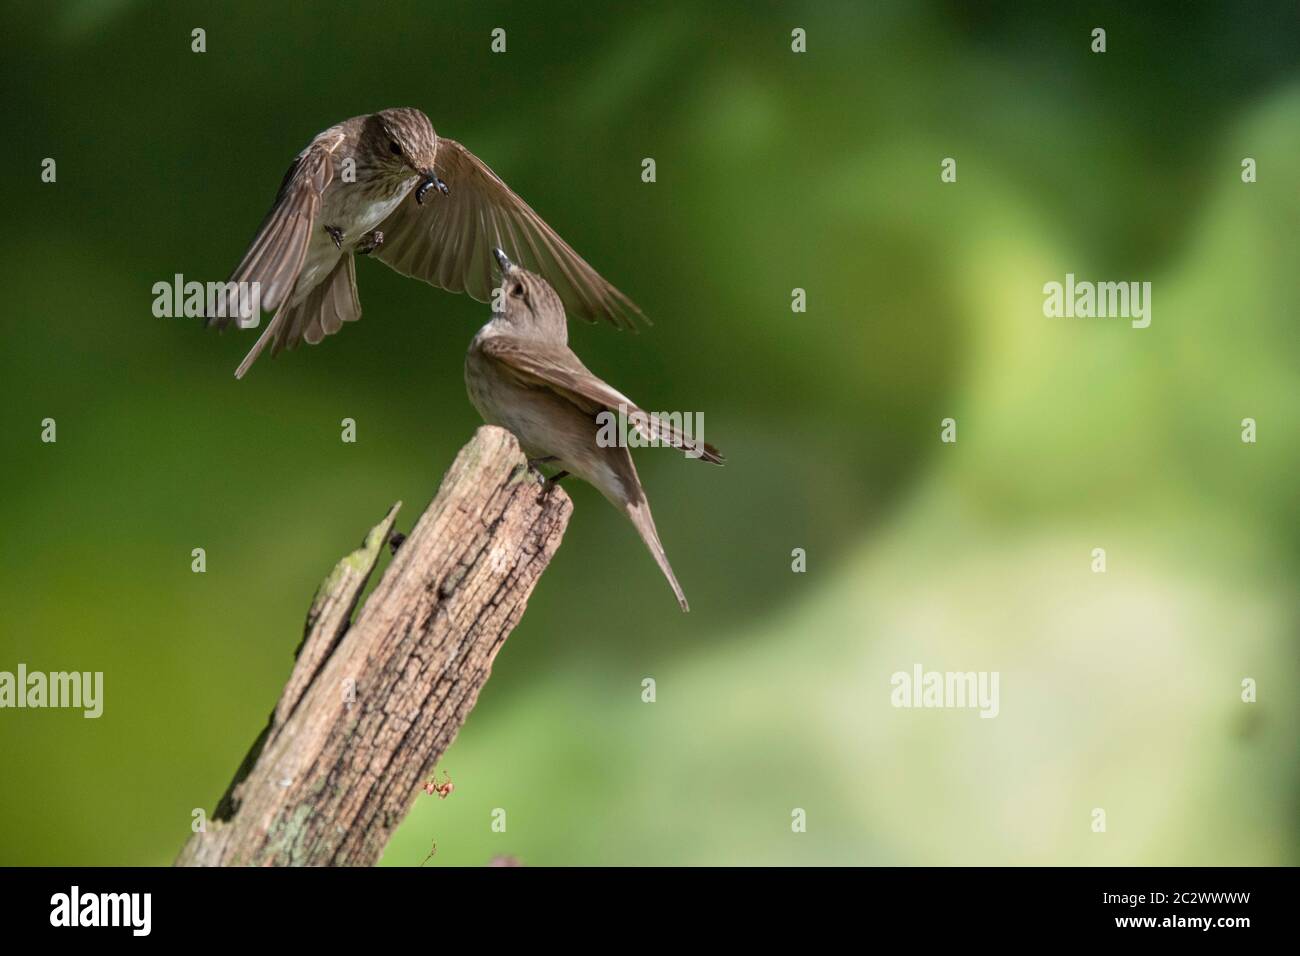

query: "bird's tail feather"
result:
(624, 497), (689, 612)
(233, 256), (361, 378)
(234, 301), (288, 379)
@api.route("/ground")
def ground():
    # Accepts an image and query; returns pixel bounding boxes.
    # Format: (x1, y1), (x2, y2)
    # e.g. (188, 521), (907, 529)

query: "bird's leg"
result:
(525, 456), (569, 489)
(324, 225), (344, 249)
(527, 456), (559, 482)
(356, 230), (384, 256)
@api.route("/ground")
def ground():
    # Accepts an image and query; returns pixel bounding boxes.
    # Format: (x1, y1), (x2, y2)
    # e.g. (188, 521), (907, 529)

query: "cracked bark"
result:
(176, 425), (572, 867)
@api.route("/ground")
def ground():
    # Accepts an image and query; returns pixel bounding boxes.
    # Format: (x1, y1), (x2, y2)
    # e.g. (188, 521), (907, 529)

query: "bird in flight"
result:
(466, 250), (722, 611)
(209, 108), (642, 378)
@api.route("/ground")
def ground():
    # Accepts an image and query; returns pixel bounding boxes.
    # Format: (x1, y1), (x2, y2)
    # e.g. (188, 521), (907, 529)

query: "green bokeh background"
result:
(1, 1), (1296, 865)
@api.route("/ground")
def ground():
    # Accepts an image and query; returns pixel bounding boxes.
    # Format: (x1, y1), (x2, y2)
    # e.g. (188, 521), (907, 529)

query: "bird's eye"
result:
(390, 141), (402, 156)
(510, 284), (525, 298)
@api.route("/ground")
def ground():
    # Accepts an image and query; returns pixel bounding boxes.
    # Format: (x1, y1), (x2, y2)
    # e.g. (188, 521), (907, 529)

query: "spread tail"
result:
(233, 256), (361, 379)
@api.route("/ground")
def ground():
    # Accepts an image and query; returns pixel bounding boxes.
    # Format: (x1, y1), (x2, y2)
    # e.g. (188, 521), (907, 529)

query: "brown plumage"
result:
(210, 108), (643, 378)
(466, 250), (722, 612)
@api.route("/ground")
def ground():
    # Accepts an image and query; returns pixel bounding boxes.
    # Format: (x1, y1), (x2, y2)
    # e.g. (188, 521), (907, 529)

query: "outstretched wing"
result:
(375, 138), (644, 330)
(211, 128), (344, 328)
(479, 337), (724, 464)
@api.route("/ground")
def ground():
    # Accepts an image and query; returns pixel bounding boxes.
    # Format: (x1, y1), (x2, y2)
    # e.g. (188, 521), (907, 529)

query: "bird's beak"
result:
(493, 248), (516, 273)
(415, 171), (450, 205)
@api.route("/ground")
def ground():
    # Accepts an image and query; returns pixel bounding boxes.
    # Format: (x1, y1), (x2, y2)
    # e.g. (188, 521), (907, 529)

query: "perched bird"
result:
(466, 250), (723, 611)
(210, 108), (642, 378)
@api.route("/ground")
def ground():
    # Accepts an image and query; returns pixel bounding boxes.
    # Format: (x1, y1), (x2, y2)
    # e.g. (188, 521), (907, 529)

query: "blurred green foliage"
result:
(0, 1), (1295, 865)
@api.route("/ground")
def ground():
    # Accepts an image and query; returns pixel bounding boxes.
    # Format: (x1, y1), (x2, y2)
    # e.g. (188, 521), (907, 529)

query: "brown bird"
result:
(210, 108), (642, 378)
(466, 250), (722, 612)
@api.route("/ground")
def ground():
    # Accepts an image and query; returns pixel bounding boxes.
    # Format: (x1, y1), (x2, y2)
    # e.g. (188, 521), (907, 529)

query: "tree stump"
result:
(176, 426), (572, 866)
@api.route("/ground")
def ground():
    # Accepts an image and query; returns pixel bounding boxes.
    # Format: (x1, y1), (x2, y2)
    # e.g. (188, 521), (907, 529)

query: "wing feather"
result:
(211, 128), (343, 329)
(480, 337), (724, 463)
(376, 138), (644, 330)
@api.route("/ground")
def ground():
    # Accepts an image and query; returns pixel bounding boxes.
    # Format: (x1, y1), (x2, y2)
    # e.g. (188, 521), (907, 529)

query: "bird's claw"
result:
(526, 456), (556, 483)
(525, 457), (568, 490)
(324, 225), (344, 249)
(357, 230), (384, 256)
